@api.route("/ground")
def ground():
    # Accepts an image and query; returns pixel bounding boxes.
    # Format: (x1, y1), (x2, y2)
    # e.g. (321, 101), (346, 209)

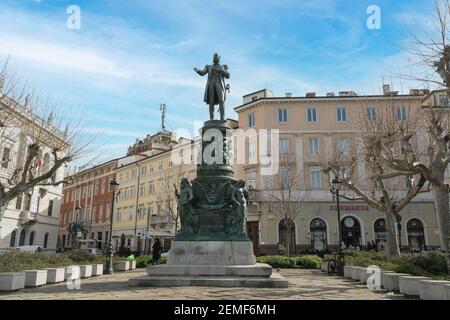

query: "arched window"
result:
(43, 233), (49, 249)
(407, 218), (425, 251)
(29, 231), (35, 245)
(310, 218), (327, 250)
(341, 216), (362, 249)
(10, 230), (17, 247)
(19, 230), (26, 246)
(374, 218), (386, 240)
(278, 219), (296, 254)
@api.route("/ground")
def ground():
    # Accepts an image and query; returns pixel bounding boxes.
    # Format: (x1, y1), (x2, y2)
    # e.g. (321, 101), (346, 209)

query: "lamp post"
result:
(74, 204), (82, 249)
(331, 177), (344, 276)
(105, 178), (119, 275)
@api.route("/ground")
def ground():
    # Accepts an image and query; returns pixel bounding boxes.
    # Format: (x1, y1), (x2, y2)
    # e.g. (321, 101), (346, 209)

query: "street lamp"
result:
(105, 178), (120, 275)
(74, 204), (82, 249)
(331, 177), (344, 276)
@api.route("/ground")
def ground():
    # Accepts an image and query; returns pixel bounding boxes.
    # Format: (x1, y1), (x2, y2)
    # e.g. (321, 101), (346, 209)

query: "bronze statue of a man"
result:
(194, 53), (230, 121)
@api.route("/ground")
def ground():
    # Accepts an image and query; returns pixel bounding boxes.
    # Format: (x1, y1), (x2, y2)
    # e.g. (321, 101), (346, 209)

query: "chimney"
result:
(285, 92), (292, 98)
(326, 92), (335, 97)
(305, 92), (316, 98)
(383, 84), (390, 95)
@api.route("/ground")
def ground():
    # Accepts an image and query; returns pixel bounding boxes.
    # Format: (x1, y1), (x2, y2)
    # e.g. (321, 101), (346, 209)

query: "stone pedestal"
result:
(129, 240), (288, 288)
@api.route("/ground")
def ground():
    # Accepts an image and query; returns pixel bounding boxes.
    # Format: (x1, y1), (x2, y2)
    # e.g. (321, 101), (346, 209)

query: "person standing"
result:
(152, 238), (162, 265)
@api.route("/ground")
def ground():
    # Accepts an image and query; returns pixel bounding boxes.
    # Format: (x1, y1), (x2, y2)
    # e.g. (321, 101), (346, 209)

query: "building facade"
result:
(113, 130), (196, 254)
(0, 96), (67, 252)
(234, 88), (440, 255)
(59, 159), (118, 251)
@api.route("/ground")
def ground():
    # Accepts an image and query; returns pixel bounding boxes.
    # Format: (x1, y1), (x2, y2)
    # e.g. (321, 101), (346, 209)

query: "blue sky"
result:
(0, 0), (438, 165)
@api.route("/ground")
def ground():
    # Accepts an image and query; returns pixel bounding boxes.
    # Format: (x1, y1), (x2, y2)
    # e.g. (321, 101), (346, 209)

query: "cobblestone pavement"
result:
(0, 269), (410, 300)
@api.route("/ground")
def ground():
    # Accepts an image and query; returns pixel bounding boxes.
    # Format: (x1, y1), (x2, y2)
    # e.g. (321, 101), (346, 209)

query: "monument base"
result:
(128, 241), (288, 288)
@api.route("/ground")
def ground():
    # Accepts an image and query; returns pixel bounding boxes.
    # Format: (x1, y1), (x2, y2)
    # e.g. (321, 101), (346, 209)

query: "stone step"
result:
(129, 272), (288, 288)
(147, 263), (273, 277)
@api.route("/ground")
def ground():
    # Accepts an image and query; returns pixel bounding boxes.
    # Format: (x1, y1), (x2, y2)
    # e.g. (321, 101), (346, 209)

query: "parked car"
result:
(16, 245), (43, 253)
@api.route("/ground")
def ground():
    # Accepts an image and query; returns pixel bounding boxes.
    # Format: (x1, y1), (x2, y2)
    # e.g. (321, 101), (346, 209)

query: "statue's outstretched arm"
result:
(194, 65), (208, 76)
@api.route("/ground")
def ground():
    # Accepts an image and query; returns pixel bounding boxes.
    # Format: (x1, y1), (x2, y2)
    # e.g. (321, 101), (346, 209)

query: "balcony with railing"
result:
(19, 211), (39, 225)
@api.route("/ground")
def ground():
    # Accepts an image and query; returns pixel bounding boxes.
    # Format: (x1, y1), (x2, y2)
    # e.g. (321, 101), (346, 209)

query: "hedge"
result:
(135, 255), (167, 268)
(325, 250), (449, 279)
(0, 251), (106, 272)
(256, 255), (322, 269)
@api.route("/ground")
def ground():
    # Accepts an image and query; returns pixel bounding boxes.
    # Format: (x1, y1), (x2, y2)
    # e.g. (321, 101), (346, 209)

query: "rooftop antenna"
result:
(160, 103), (166, 131)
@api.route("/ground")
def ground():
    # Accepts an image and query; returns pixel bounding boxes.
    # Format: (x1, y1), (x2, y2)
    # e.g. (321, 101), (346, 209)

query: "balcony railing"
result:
(20, 211), (39, 225)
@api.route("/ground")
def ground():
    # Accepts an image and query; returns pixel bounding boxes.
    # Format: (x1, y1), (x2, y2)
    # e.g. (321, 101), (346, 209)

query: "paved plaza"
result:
(0, 269), (410, 300)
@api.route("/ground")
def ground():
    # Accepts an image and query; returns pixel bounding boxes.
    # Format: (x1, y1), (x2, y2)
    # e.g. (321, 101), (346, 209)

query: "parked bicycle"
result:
(327, 251), (345, 276)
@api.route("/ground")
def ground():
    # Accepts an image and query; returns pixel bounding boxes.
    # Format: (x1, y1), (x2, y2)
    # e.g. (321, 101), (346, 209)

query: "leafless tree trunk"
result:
(0, 60), (93, 219)
(385, 0), (450, 270)
(269, 155), (309, 257)
(323, 104), (427, 258)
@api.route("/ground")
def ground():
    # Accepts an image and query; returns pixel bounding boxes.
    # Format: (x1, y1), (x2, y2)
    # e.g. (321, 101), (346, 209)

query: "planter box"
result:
(79, 265), (92, 278)
(320, 261), (328, 272)
(419, 280), (450, 300)
(24, 270), (48, 288)
(344, 266), (353, 278)
(446, 284), (450, 300)
(0, 272), (26, 291)
(64, 266), (80, 280)
(382, 273), (411, 292)
(129, 261), (136, 270)
(115, 261), (129, 271)
(92, 264), (103, 276)
(45, 268), (65, 284)
(381, 271), (396, 289)
(399, 276), (432, 296)
(351, 267), (365, 281)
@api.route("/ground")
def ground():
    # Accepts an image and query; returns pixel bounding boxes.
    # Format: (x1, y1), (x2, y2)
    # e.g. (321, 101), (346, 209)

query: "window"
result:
(252, 95), (258, 101)
(248, 142), (256, 160)
(148, 183), (154, 195)
(140, 165), (146, 176)
(158, 160), (163, 171)
(10, 230), (17, 247)
(150, 163), (154, 173)
(139, 184), (145, 197)
(16, 193), (23, 210)
(24, 193), (32, 211)
(279, 138), (289, 155)
(29, 231), (35, 245)
(47, 199), (54, 216)
(19, 230), (26, 246)
(280, 168), (290, 188)
(1, 147), (10, 169)
(308, 138), (319, 155)
(307, 108), (317, 122)
(248, 112), (255, 127)
(169, 160), (173, 168)
(338, 138), (350, 154)
(366, 107), (377, 121)
(43, 233), (49, 249)
(400, 139), (408, 153)
(337, 107), (347, 122)
(396, 107), (407, 121)
(310, 168), (322, 189)
(278, 108), (288, 123)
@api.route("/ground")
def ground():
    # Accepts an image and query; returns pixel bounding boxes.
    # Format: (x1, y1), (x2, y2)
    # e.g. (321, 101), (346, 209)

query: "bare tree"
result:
(268, 155), (309, 256)
(323, 104), (427, 257)
(160, 164), (184, 233)
(382, 0), (450, 270)
(0, 61), (93, 220)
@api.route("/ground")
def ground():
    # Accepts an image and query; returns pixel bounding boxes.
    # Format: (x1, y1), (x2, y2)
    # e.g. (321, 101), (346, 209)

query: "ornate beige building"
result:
(234, 88), (440, 255)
